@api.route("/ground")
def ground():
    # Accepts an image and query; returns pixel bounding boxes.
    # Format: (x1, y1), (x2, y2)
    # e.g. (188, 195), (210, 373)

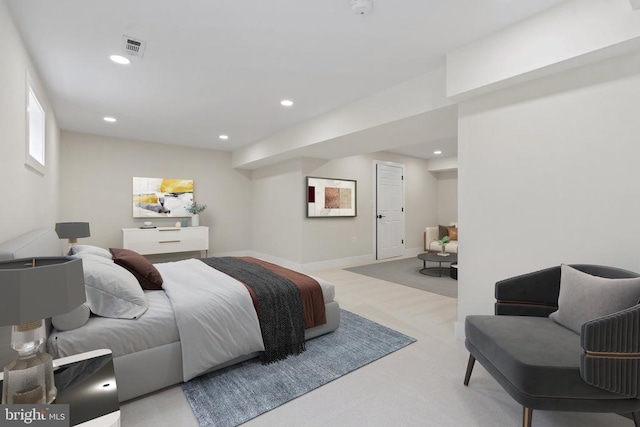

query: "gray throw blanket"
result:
(200, 257), (305, 364)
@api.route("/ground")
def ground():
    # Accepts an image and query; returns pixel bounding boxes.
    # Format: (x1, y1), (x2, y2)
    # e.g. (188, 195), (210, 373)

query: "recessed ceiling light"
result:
(434, 150), (442, 155)
(109, 55), (131, 65)
(219, 135), (229, 140)
(103, 117), (117, 123)
(280, 99), (294, 107)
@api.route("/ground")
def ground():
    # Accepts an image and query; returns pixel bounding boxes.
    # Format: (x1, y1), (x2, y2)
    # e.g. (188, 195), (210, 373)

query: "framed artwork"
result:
(306, 176), (357, 218)
(132, 177), (194, 218)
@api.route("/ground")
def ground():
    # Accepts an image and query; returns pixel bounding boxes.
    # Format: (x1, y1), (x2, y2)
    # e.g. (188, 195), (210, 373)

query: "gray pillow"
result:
(81, 257), (148, 319)
(549, 264), (640, 334)
(52, 303), (91, 331)
(69, 244), (112, 259)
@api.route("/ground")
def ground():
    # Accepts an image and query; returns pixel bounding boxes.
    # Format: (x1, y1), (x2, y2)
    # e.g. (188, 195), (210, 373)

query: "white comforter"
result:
(156, 259), (265, 381)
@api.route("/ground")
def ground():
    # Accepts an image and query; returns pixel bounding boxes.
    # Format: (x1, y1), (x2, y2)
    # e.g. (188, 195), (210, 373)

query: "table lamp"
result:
(0, 257), (85, 404)
(55, 222), (90, 245)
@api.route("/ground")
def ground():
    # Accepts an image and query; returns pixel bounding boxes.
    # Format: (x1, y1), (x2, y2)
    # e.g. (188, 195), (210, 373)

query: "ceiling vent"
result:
(122, 36), (146, 58)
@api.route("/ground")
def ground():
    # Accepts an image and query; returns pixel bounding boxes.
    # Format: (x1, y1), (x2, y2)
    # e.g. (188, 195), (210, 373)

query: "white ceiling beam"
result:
(232, 66), (454, 170)
(448, 0), (640, 101)
(427, 156), (458, 172)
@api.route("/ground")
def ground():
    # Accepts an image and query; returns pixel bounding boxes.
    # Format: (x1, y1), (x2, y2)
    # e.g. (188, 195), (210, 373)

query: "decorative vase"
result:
(191, 214), (199, 227)
(439, 245), (448, 256)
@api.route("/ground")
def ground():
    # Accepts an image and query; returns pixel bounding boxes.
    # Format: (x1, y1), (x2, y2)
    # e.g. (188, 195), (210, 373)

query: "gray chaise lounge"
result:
(464, 264), (640, 427)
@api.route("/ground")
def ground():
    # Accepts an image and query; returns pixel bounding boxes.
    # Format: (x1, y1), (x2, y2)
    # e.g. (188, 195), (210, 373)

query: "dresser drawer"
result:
(122, 226), (209, 255)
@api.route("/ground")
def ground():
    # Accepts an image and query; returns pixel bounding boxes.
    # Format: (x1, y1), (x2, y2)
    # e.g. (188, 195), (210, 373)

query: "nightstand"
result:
(1, 349), (120, 427)
(122, 226), (209, 257)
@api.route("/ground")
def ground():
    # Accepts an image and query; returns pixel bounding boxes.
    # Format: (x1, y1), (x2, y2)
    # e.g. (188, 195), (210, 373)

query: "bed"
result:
(0, 228), (340, 402)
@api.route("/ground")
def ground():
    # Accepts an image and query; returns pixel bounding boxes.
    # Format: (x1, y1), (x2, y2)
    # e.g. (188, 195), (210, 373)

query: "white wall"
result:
(447, 0), (640, 99)
(300, 156), (375, 264)
(58, 130), (436, 266)
(59, 130), (437, 267)
(457, 49), (640, 328)
(436, 171), (458, 225)
(249, 152), (437, 267)
(0, 0), (60, 242)
(302, 152), (436, 265)
(60, 132), (252, 254)
(250, 159), (304, 263)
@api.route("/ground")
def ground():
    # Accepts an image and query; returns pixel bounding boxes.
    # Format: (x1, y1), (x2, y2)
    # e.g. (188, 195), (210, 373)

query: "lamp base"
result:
(2, 351), (56, 404)
(1, 320), (57, 404)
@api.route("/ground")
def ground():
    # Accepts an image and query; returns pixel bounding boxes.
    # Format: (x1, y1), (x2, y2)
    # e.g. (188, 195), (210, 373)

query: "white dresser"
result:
(122, 226), (209, 257)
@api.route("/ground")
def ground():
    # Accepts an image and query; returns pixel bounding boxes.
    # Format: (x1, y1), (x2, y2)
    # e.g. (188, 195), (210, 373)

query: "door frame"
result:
(372, 160), (406, 260)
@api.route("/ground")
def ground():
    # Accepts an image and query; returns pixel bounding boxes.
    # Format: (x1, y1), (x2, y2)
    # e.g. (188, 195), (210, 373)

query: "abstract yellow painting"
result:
(133, 177), (194, 218)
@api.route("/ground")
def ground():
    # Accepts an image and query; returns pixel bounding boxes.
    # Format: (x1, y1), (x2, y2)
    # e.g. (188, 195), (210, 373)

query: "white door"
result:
(376, 163), (404, 259)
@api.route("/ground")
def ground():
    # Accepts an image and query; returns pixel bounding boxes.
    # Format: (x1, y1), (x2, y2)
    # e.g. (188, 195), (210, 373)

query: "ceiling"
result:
(7, 0), (566, 160)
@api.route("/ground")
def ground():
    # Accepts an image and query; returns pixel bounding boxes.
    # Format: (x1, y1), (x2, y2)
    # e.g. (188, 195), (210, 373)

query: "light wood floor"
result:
(121, 267), (629, 427)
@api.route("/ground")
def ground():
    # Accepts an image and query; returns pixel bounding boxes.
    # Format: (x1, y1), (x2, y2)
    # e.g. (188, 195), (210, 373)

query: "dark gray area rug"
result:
(345, 257), (457, 298)
(182, 310), (415, 427)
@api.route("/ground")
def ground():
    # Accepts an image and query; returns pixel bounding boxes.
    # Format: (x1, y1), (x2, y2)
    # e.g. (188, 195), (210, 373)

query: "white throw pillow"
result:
(81, 257), (148, 319)
(69, 244), (112, 259)
(52, 303), (91, 331)
(549, 264), (640, 334)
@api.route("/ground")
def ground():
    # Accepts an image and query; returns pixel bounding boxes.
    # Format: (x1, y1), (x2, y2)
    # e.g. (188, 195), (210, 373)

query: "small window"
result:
(25, 76), (46, 174)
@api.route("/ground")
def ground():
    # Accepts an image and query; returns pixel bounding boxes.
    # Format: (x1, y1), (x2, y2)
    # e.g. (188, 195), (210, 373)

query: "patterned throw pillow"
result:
(447, 227), (458, 241)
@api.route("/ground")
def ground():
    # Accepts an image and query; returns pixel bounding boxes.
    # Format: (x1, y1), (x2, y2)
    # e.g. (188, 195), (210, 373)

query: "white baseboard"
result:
(302, 246), (424, 272)
(211, 249), (372, 272)
(210, 250), (252, 257)
(212, 247), (424, 273)
(211, 250), (305, 271)
(302, 254), (376, 272)
(249, 251), (304, 271)
(404, 246), (424, 257)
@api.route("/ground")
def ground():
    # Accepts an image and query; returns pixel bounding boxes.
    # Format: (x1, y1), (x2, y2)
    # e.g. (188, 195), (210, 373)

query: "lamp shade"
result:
(0, 257), (86, 326)
(55, 222), (90, 239)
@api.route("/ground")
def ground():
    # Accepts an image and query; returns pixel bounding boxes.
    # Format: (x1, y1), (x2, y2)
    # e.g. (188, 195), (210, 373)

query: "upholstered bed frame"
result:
(0, 228), (340, 402)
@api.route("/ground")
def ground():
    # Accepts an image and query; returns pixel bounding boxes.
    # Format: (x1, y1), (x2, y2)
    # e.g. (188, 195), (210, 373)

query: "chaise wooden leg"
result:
(463, 354), (476, 386)
(632, 411), (640, 427)
(523, 407), (533, 427)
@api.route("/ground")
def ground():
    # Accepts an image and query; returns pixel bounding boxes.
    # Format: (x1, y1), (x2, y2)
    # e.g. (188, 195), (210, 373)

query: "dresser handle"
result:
(159, 228), (181, 232)
(159, 240), (181, 244)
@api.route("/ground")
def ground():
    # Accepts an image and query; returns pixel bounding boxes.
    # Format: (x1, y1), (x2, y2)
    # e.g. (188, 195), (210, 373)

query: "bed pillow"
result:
(68, 244), (112, 259)
(82, 256), (148, 319)
(549, 264), (640, 334)
(110, 248), (164, 290)
(52, 303), (91, 331)
(72, 252), (114, 262)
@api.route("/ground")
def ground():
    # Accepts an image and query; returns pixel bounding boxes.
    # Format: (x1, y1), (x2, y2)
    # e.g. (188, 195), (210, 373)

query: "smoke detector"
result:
(122, 35), (146, 58)
(351, 0), (372, 15)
